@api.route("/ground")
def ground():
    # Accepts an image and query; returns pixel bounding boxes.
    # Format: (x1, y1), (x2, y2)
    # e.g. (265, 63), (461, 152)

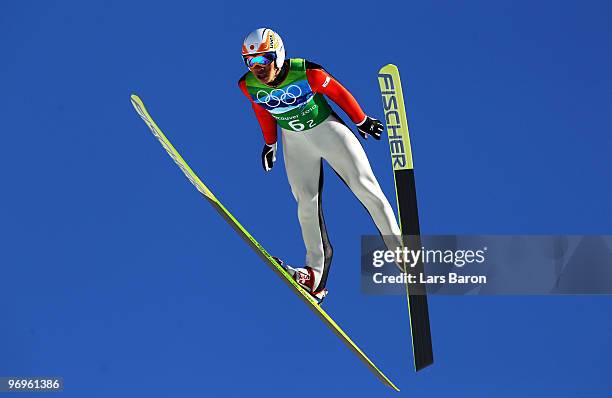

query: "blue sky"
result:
(1, 0), (611, 396)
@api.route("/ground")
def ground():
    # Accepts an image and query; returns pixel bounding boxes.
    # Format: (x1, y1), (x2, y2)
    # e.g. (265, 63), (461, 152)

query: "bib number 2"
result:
(288, 119), (316, 132)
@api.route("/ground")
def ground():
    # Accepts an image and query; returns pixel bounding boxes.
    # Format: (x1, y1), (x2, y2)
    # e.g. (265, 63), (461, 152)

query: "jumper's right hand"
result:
(262, 142), (277, 171)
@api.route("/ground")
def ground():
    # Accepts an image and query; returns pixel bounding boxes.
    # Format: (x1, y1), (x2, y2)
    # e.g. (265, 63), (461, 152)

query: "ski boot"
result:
(272, 257), (328, 304)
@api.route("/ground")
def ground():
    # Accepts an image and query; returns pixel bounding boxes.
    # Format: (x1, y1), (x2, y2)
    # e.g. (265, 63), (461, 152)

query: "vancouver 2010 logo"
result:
(256, 85), (303, 108)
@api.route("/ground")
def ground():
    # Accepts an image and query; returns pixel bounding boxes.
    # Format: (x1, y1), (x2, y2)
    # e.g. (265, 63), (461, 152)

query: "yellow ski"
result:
(130, 94), (399, 391)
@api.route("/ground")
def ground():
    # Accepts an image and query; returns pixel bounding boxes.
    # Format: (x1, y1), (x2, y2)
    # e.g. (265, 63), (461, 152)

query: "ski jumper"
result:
(239, 59), (401, 291)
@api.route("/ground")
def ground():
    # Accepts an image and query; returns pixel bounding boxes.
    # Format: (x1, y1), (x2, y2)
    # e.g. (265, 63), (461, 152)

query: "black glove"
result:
(356, 116), (383, 140)
(261, 142), (277, 171)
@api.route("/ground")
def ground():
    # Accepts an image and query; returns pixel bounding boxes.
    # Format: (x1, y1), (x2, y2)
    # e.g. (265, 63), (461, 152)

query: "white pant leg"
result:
(311, 116), (402, 238)
(281, 130), (332, 290)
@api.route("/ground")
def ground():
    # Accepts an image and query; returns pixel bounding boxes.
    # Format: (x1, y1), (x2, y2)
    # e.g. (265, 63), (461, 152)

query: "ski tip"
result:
(130, 95), (148, 117)
(130, 94), (142, 106)
(378, 63), (398, 74)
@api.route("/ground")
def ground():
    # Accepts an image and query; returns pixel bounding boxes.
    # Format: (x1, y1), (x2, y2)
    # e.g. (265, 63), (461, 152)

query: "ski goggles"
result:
(243, 52), (277, 68)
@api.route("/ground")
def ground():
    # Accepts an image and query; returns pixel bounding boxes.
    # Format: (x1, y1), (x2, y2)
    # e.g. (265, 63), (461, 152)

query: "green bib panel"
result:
(245, 58), (332, 131)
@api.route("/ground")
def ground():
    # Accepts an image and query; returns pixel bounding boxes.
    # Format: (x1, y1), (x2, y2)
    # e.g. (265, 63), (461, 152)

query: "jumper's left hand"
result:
(356, 116), (383, 140)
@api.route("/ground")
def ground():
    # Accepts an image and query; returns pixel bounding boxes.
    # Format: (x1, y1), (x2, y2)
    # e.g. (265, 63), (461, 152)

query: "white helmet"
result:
(242, 28), (285, 68)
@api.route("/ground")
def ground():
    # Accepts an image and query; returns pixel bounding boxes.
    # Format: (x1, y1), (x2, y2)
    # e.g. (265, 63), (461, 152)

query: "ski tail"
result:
(129, 94), (400, 391)
(377, 65), (434, 371)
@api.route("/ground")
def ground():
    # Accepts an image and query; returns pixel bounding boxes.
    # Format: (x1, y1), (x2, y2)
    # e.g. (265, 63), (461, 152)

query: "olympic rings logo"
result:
(256, 84), (303, 108)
